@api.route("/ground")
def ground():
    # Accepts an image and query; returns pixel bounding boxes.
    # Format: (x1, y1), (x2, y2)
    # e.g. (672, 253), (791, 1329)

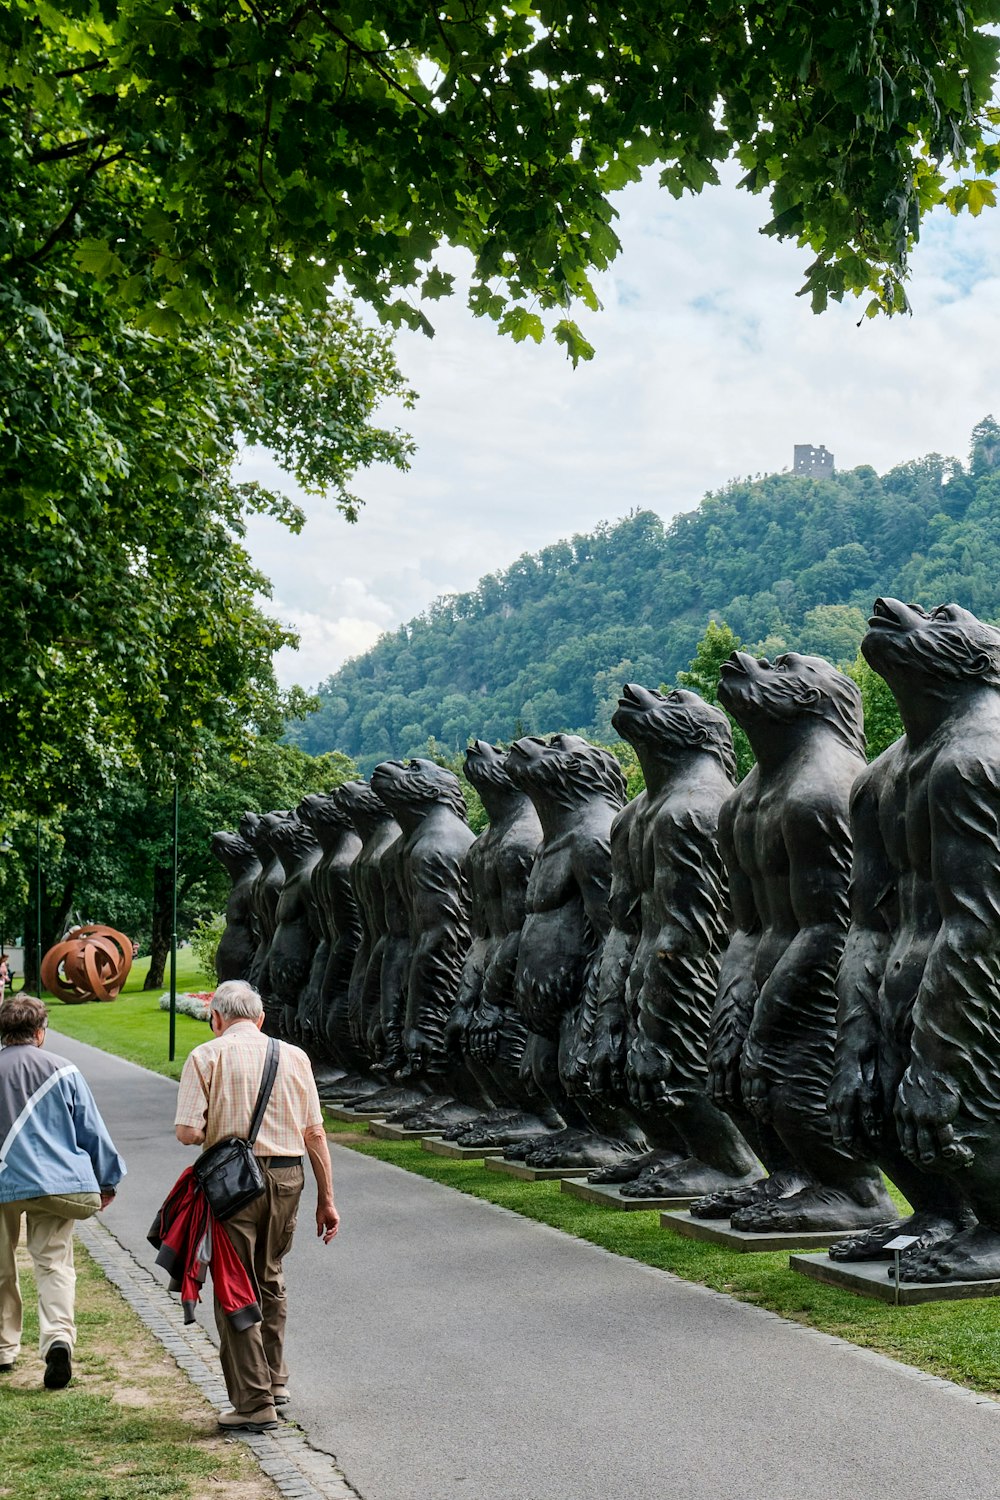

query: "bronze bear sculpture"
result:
(830, 600), (1000, 1280)
(586, 685), (759, 1200)
(699, 651), (893, 1233)
(442, 741), (563, 1149)
(209, 830), (261, 985)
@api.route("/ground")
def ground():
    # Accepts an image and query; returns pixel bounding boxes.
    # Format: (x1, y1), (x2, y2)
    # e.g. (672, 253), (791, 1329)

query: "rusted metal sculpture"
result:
(41, 925), (133, 1003)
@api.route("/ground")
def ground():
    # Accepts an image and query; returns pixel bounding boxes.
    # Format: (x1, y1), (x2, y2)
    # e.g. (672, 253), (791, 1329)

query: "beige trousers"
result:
(0, 1193), (101, 1362)
(214, 1163), (303, 1413)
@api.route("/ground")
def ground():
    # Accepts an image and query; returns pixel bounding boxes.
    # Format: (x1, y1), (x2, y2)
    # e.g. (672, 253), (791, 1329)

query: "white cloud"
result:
(240, 168), (1000, 688)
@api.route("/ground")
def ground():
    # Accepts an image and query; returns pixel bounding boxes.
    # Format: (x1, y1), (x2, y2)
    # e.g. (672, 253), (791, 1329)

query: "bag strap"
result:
(247, 1035), (280, 1148)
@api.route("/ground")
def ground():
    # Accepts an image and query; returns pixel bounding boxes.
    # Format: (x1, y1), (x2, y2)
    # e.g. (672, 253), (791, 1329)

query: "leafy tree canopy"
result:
(676, 620), (754, 779)
(3, 0), (1000, 370)
(843, 651), (903, 761)
(970, 413), (1000, 476)
(1, 280), (413, 810)
(0, 730), (359, 990)
(3, 4), (422, 811)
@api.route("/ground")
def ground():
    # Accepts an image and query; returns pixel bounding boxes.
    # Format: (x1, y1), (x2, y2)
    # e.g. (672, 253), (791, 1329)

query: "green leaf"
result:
(421, 267), (455, 301)
(966, 179), (997, 216)
(137, 303), (185, 336)
(499, 307), (544, 343)
(74, 239), (125, 281)
(553, 319), (595, 366)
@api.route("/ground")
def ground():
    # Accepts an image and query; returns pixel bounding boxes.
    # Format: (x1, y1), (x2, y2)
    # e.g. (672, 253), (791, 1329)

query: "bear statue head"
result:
(863, 598), (1000, 712)
(718, 651), (865, 760)
(332, 779), (398, 841)
(505, 734), (627, 813)
(298, 790), (353, 847)
(238, 810), (262, 850)
(241, 809), (289, 862)
(463, 739), (526, 818)
(371, 758), (469, 825)
(210, 830), (261, 880)
(261, 810), (317, 872)
(612, 684), (737, 784)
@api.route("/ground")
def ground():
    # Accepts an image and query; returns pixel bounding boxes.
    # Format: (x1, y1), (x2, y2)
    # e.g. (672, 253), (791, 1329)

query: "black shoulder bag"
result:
(192, 1036), (280, 1220)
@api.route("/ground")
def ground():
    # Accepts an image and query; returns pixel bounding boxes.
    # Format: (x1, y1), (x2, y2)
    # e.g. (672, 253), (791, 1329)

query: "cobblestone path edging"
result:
(77, 1216), (363, 1500)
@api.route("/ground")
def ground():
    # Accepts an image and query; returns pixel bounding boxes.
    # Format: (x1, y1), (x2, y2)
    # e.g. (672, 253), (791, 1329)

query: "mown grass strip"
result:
(0, 1242), (276, 1500)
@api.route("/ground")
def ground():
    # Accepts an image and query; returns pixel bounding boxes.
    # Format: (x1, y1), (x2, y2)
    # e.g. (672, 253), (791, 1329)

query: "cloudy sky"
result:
(241, 167), (1000, 690)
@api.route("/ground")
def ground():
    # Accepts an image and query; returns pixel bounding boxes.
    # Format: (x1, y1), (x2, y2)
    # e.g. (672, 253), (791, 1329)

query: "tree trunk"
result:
(144, 862), (172, 990)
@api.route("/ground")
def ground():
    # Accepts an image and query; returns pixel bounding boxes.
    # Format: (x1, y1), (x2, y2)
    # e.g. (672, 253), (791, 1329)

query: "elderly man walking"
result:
(0, 995), (125, 1388)
(174, 979), (339, 1433)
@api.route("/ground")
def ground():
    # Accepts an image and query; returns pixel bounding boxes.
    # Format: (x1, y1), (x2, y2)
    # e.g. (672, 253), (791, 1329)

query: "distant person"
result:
(0, 996), (125, 1388)
(173, 980), (339, 1432)
(0, 956), (9, 1003)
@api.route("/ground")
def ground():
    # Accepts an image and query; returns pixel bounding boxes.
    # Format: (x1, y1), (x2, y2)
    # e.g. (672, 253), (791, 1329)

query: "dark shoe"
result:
(217, 1406), (279, 1433)
(0, 1362), (14, 1373)
(43, 1342), (72, 1390)
(271, 1384), (289, 1405)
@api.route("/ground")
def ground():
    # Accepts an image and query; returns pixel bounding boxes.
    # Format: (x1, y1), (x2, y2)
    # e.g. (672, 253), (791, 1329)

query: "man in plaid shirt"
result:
(174, 980), (340, 1432)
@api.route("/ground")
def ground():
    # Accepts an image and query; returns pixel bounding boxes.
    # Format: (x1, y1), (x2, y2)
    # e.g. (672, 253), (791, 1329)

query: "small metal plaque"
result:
(884, 1234), (920, 1251)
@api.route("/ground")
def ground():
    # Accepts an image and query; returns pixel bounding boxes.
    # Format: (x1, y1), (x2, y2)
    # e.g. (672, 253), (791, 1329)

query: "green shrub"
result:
(188, 912), (226, 982)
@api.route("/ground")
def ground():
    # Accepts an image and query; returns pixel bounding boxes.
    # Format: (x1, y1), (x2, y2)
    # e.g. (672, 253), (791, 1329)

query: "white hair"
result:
(210, 980), (263, 1021)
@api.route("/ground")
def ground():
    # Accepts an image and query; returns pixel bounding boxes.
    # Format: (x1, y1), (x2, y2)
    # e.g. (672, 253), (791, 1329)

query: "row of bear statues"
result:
(211, 599), (1000, 1287)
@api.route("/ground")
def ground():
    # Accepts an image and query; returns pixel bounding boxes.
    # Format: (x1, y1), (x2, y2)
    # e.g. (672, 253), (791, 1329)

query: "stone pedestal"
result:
(368, 1120), (444, 1141)
(422, 1139), (507, 1160)
(484, 1158), (587, 1182)
(560, 1178), (697, 1211)
(659, 1210), (844, 1253)
(790, 1252), (1000, 1305)
(325, 1104), (387, 1122)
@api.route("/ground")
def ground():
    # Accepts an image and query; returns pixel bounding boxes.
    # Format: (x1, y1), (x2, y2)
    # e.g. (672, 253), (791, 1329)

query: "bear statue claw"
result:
(828, 1210), (973, 1263)
(690, 1169), (812, 1220)
(620, 1158), (759, 1200)
(588, 1148), (686, 1185)
(892, 1226), (1000, 1283)
(730, 1182), (895, 1234)
(522, 1132), (633, 1170)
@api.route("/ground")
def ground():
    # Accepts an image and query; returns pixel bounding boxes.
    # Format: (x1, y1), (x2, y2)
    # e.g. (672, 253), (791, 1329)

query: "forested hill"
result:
(291, 422), (1000, 771)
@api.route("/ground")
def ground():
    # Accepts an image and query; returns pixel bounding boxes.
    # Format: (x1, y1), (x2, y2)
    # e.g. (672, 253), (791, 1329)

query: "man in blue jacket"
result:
(0, 995), (125, 1388)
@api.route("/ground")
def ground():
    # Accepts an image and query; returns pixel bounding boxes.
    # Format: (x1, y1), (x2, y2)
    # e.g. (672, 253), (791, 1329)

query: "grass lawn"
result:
(336, 1134), (1000, 1399)
(0, 1242), (277, 1500)
(45, 951), (215, 1081)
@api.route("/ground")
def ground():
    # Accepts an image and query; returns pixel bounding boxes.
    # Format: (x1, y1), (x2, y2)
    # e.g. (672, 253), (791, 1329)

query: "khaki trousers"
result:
(215, 1163), (303, 1413)
(0, 1193), (101, 1362)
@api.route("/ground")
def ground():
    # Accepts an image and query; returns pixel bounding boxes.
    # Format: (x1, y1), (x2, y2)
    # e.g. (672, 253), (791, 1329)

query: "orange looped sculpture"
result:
(41, 925), (133, 1004)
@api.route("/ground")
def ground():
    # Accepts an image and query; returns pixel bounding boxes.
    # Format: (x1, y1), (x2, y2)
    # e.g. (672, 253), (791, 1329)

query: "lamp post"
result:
(169, 782), (178, 1062)
(0, 835), (10, 982)
(36, 819), (42, 997)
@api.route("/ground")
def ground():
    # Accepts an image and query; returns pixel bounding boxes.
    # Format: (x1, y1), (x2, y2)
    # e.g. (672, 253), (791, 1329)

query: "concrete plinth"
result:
(659, 1210), (843, 1253)
(369, 1120), (444, 1141)
(485, 1158), (587, 1182)
(790, 1252), (1000, 1305)
(325, 1105), (387, 1122)
(422, 1139), (507, 1159)
(560, 1178), (697, 1211)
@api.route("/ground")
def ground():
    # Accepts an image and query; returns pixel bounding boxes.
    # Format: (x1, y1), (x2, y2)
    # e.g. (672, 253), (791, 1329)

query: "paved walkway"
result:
(53, 1031), (1000, 1500)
